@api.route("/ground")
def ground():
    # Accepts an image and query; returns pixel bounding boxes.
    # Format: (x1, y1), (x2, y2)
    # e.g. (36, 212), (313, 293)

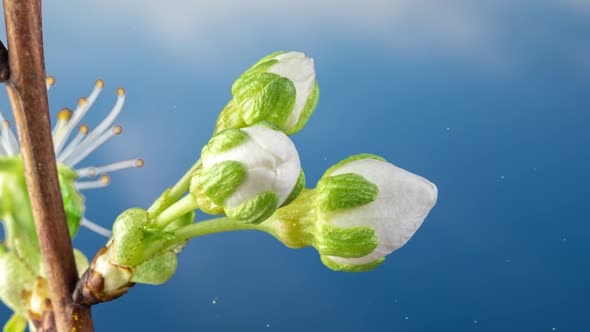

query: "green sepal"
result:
(314, 224), (378, 258)
(58, 164), (84, 238)
(288, 80), (320, 135)
(111, 208), (149, 266)
(232, 72), (296, 129)
(0, 250), (36, 314)
(226, 191), (279, 224)
(322, 154), (386, 178)
(0, 157), (85, 245)
(202, 128), (248, 159)
(235, 51), (286, 80)
(131, 251), (177, 285)
(282, 170), (305, 207)
(316, 173), (378, 212)
(214, 101), (246, 134)
(320, 255), (385, 273)
(199, 161), (246, 206)
(0, 158), (38, 247)
(3, 313), (27, 332)
(111, 209), (174, 267)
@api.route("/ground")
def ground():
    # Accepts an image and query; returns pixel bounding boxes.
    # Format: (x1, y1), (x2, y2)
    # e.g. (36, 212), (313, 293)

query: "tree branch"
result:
(2, 1), (94, 331)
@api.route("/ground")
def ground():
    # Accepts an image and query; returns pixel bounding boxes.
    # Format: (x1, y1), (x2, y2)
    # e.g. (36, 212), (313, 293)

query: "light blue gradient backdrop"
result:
(1, 1), (589, 331)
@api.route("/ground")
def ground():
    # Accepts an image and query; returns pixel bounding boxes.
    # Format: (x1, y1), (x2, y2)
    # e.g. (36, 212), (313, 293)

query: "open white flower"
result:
(0, 77), (143, 238)
(192, 124), (303, 224)
(315, 154), (438, 271)
(215, 51), (319, 135)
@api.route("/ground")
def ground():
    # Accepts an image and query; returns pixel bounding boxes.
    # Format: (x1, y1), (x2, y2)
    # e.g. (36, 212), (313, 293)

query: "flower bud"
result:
(192, 124), (302, 224)
(259, 154), (437, 272)
(315, 154), (438, 272)
(216, 51), (319, 135)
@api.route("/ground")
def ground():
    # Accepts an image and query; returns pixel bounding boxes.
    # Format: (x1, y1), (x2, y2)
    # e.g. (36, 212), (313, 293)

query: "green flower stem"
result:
(172, 216), (263, 242)
(152, 194), (199, 229)
(169, 159), (201, 202)
(147, 159), (201, 217)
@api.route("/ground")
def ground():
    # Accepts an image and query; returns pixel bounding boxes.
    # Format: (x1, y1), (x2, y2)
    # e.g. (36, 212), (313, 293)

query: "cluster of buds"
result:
(71, 51), (436, 306)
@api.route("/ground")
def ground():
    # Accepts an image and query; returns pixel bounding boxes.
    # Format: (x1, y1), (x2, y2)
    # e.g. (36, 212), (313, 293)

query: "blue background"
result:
(1, 1), (589, 331)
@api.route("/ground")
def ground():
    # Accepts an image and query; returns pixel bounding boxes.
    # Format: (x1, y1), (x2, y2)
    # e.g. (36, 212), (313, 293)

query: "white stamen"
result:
(75, 174), (110, 190)
(54, 80), (104, 154)
(76, 158), (144, 178)
(71, 89), (125, 161)
(57, 124), (89, 162)
(52, 108), (73, 141)
(0, 119), (19, 156)
(65, 126), (122, 167)
(81, 217), (112, 238)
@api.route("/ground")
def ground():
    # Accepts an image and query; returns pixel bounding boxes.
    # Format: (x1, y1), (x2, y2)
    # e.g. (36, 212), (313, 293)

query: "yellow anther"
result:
(116, 87), (125, 96)
(112, 125), (123, 135)
(79, 124), (89, 135)
(78, 97), (87, 106)
(58, 108), (73, 121)
(100, 174), (111, 185)
(135, 159), (145, 168)
(95, 79), (105, 89)
(46, 76), (56, 86)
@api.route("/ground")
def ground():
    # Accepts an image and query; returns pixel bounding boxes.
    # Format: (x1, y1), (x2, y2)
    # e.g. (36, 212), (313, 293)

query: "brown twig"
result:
(2, 1), (94, 331)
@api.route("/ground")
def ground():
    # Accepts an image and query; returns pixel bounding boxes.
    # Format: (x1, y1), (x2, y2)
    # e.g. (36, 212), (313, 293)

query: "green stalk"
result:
(172, 217), (265, 242)
(147, 159), (201, 218)
(152, 195), (199, 229)
(169, 159), (201, 202)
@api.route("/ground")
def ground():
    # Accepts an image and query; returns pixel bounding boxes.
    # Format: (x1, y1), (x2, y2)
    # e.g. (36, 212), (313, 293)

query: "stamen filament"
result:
(76, 158), (143, 178)
(0, 119), (19, 156)
(57, 124), (89, 162)
(54, 80), (104, 154)
(75, 174), (110, 190)
(71, 88), (125, 159)
(65, 125), (122, 167)
(81, 218), (112, 238)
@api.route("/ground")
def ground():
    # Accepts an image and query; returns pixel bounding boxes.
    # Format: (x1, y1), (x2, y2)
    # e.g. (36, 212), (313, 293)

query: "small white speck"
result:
(562, 238), (567, 242)
(474, 320), (478, 324)
(266, 324), (270, 328)
(446, 127), (451, 131)
(499, 175), (505, 180)
(212, 297), (217, 305)
(552, 328), (556, 331)
(405, 316), (409, 320)
(505, 259), (511, 263)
